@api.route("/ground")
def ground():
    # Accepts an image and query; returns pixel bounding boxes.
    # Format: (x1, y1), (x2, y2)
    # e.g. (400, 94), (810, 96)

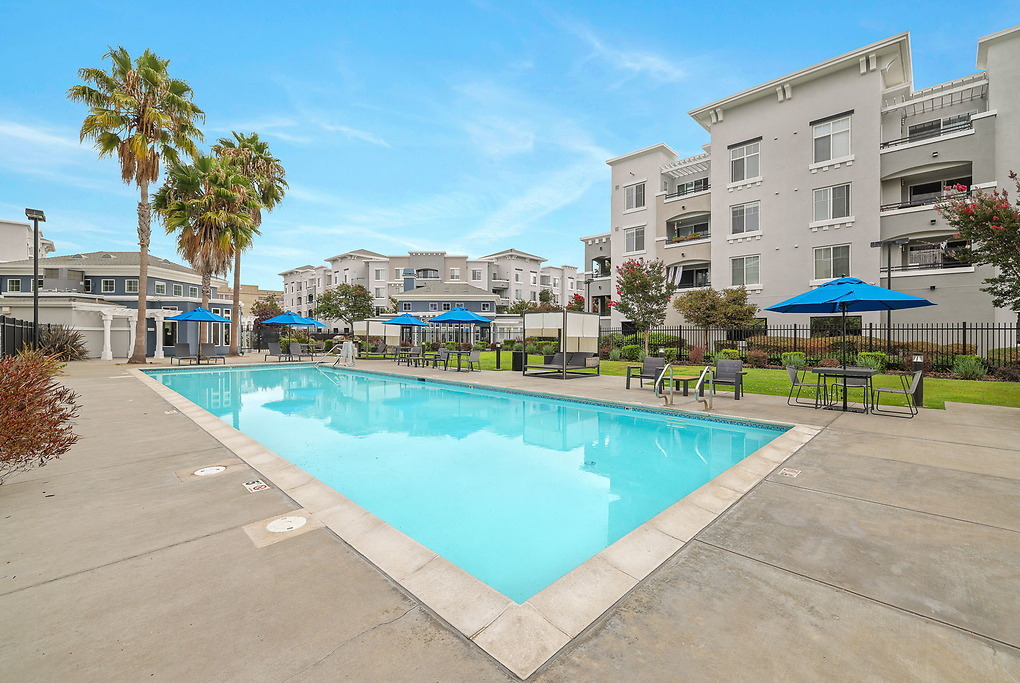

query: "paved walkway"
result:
(2, 357), (1018, 680)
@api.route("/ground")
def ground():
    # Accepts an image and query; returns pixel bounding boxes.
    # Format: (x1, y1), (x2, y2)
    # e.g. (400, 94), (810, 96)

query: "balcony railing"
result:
(675, 280), (711, 290)
(880, 190), (970, 212)
(881, 261), (970, 273)
(667, 232), (711, 244)
(665, 183), (711, 199)
(880, 120), (973, 149)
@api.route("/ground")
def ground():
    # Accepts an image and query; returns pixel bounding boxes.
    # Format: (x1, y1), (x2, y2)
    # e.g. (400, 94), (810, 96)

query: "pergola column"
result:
(101, 312), (114, 361)
(153, 311), (165, 360)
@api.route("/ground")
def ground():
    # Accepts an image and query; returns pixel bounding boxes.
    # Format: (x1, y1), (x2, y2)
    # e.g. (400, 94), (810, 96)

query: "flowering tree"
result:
(937, 173), (1020, 313)
(613, 258), (675, 353)
(251, 294), (283, 330)
(565, 293), (585, 311)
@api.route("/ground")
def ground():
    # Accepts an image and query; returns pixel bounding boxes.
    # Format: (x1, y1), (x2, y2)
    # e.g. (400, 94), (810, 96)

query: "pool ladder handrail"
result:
(654, 363), (676, 404)
(694, 365), (714, 411)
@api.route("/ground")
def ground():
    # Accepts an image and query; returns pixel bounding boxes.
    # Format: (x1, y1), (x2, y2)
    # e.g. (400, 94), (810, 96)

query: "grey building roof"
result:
(394, 282), (498, 300)
(3, 251), (199, 276)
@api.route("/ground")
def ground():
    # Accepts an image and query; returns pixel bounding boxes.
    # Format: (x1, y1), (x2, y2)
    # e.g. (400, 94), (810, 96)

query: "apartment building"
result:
(280, 248), (581, 321)
(587, 26), (1020, 328)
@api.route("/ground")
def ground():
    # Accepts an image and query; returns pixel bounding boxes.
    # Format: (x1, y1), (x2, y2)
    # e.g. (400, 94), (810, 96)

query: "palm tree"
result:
(212, 132), (287, 355)
(153, 156), (260, 343)
(68, 47), (204, 364)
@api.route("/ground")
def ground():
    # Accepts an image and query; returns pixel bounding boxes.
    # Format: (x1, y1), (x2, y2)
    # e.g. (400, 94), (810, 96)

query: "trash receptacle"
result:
(512, 350), (525, 372)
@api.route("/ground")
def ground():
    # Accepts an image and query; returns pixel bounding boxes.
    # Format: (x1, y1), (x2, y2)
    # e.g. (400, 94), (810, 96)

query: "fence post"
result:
(793, 324), (798, 353)
(962, 321), (968, 353)
(868, 323), (873, 352)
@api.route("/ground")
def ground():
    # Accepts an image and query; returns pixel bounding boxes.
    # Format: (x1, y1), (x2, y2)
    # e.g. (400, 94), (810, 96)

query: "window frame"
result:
(813, 244), (852, 280)
(429, 302), (439, 311)
(83, 279), (92, 293)
(442, 302), (452, 311)
(625, 226), (645, 253)
(189, 286), (199, 298)
(402, 302), (412, 312)
(813, 183), (852, 221)
(154, 281), (167, 295)
(730, 201), (760, 235)
(471, 269), (482, 281)
(624, 182), (646, 210)
(731, 255), (761, 287)
(6, 278), (21, 292)
(729, 140), (760, 183)
(172, 283), (184, 297)
(101, 279), (115, 293)
(481, 302), (491, 312)
(449, 268), (460, 281)
(812, 114), (851, 163)
(125, 279), (139, 293)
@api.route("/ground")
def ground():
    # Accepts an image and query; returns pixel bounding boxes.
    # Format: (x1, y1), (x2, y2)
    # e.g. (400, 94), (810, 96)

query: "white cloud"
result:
(563, 21), (685, 84)
(464, 116), (536, 157)
(320, 123), (391, 148)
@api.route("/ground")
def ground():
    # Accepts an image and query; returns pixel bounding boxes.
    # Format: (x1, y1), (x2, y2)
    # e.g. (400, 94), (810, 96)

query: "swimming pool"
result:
(147, 365), (788, 603)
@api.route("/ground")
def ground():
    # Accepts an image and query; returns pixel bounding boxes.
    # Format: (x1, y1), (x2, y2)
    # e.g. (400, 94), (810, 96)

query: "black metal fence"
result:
(0, 315), (42, 358)
(597, 322), (1020, 371)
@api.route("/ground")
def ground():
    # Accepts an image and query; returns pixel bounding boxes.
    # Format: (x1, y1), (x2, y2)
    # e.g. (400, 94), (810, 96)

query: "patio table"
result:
(812, 366), (879, 413)
(447, 350), (470, 371)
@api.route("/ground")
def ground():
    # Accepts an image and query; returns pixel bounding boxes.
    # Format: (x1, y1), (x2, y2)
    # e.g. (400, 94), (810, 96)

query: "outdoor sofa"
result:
(523, 351), (600, 378)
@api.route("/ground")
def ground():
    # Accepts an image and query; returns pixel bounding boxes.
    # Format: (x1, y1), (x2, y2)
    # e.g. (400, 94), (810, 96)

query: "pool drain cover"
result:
(194, 466), (227, 476)
(267, 516), (307, 533)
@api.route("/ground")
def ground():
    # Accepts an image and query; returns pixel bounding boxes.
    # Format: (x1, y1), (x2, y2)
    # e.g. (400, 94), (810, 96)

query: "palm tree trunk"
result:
(201, 271), (211, 344)
(229, 250), (241, 356)
(128, 179), (150, 364)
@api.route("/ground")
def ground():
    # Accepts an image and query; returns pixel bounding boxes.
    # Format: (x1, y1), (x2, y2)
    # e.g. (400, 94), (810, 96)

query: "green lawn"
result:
(475, 352), (1020, 410)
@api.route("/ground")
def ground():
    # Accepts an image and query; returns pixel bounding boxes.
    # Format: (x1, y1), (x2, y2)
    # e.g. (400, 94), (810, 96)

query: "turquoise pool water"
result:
(147, 365), (786, 602)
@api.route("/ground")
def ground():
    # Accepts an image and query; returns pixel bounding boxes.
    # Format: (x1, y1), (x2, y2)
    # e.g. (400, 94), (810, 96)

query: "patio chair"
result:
(626, 357), (666, 389)
(171, 342), (197, 365)
(871, 370), (923, 418)
(288, 342), (313, 361)
(362, 343), (389, 358)
(199, 343), (226, 364)
(464, 349), (481, 371)
(265, 342), (292, 362)
(399, 346), (423, 367)
(786, 365), (826, 407)
(713, 360), (747, 400)
(432, 348), (451, 370)
(829, 369), (873, 412)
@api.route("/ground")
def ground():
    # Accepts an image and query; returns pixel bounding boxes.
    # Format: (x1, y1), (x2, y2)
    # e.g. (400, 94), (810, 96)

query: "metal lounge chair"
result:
(432, 348), (451, 370)
(171, 342), (197, 365)
(265, 342), (292, 362)
(199, 343), (226, 364)
(288, 342), (314, 361)
(626, 357), (667, 389)
(713, 360), (747, 399)
(872, 370), (923, 417)
(786, 365), (826, 407)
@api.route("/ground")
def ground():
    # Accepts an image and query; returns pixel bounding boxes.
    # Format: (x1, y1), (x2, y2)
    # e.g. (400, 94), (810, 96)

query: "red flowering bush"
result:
(0, 350), (80, 484)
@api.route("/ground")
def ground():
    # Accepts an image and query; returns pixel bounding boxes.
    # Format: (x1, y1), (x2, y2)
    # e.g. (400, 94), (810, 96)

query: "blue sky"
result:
(0, 1), (1015, 289)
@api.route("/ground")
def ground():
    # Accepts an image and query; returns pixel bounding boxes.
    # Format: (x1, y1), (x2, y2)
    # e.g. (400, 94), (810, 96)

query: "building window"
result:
(514, 269), (521, 282)
(402, 302), (411, 311)
(450, 268), (460, 281)
(731, 255), (760, 286)
(908, 112), (975, 142)
(395, 268), (403, 280)
(673, 177), (710, 196)
(625, 226), (645, 252)
(416, 268), (439, 279)
(530, 272), (537, 285)
(624, 182), (645, 210)
(814, 245), (851, 280)
(514, 289), (522, 299)
(172, 283), (184, 297)
(813, 184), (851, 221)
(374, 287), (385, 298)
(553, 277), (560, 287)
(730, 141), (760, 182)
(154, 281), (167, 295)
(6, 279), (21, 292)
(471, 269), (482, 281)
(374, 268), (384, 280)
(442, 302), (451, 311)
(731, 202), (760, 234)
(101, 279), (115, 293)
(83, 279), (92, 293)
(125, 279), (138, 293)
(429, 302), (439, 311)
(530, 291), (537, 301)
(189, 286), (199, 298)
(811, 315), (862, 336)
(813, 115), (851, 163)
(481, 302), (491, 312)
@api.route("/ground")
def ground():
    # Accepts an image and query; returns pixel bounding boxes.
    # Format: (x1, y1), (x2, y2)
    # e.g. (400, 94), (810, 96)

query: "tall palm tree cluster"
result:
(68, 47), (286, 361)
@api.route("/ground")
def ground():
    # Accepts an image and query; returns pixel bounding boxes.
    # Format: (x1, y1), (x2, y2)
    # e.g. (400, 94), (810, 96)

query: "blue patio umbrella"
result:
(298, 315), (328, 327)
(262, 311), (315, 326)
(766, 277), (935, 365)
(382, 313), (428, 345)
(429, 306), (492, 345)
(166, 307), (231, 361)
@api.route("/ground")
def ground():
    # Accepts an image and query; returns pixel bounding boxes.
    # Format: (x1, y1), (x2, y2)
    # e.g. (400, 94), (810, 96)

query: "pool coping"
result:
(132, 364), (820, 679)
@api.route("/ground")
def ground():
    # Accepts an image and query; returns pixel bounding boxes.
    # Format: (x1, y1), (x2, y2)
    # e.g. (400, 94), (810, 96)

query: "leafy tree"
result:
(212, 132), (287, 355)
(538, 288), (553, 304)
(387, 296), (400, 314)
(673, 287), (760, 346)
(314, 284), (374, 330)
(154, 155), (260, 340)
(506, 299), (537, 315)
(937, 173), (1020, 313)
(613, 258), (675, 353)
(565, 293), (585, 311)
(68, 47), (204, 364)
(535, 301), (563, 311)
(251, 294), (283, 328)
(1, 350), (80, 485)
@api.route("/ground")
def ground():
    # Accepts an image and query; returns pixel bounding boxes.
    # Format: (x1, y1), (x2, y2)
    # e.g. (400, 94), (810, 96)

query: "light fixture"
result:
(24, 208), (46, 348)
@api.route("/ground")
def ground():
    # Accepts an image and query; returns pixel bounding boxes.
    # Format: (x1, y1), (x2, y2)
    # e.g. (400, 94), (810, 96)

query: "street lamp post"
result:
(25, 208), (46, 348)
(585, 277), (593, 314)
(869, 238), (909, 344)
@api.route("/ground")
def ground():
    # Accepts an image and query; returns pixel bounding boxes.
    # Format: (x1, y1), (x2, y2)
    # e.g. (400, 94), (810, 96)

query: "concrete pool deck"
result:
(2, 356), (1019, 680)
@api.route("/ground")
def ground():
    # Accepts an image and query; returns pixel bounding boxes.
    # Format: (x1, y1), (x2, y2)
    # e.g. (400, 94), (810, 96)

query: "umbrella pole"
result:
(841, 304), (847, 368)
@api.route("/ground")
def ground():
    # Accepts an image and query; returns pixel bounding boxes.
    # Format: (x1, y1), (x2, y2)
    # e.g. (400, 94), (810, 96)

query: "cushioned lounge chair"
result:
(199, 343), (226, 364)
(288, 342), (313, 361)
(524, 352), (600, 377)
(626, 357), (667, 389)
(713, 360), (747, 399)
(265, 342), (292, 362)
(172, 342), (197, 365)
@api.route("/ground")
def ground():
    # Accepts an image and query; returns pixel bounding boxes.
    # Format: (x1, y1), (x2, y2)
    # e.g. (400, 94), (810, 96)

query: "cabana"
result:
(521, 310), (601, 379)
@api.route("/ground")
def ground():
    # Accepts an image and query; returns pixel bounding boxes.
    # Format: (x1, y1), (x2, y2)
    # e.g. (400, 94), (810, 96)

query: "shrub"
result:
(663, 348), (680, 363)
(953, 354), (986, 380)
(720, 349), (741, 360)
(512, 342), (524, 352)
(713, 340), (739, 352)
(601, 333), (625, 349)
(0, 350), (80, 485)
(599, 344), (612, 360)
(856, 352), (887, 371)
(459, 342), (473, 351)
(609, 347), (623, 361)
(524, 343), (539, 354)
(781, 352), (807, 368)
(747, 349), (768, 368)
(541, 342), (558, 355)
(620, 344), (642, 361)
(993, 363), (1020, 382)
(38, 325), (89, 361)
(473, 342), (487, 350)
(688, 345), (706, 364)
(646, 332), (684, 349)
(986, 347), (1020, 367)
(323, 339), (335, 351)
(818, 357), (841, 368)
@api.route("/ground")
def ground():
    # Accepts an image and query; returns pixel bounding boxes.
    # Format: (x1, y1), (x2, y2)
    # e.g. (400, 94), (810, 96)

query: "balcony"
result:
(880, 189), (970, 213)
(666, 231), (711, 245)
(881, 261), (970, 274)
(675, 280), (711, 290)
(880, 120), (973, 149)
(664, 181), (710, 200)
